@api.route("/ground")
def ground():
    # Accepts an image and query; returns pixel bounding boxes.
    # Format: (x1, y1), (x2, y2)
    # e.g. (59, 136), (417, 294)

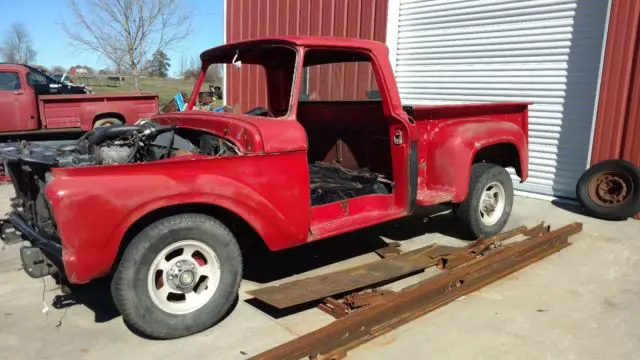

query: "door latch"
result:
(393, 130), (403, 145)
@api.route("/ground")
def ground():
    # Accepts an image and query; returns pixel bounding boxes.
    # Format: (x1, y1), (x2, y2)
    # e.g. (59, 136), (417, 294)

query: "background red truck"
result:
(0, 37), (528, 339)
(0, 64), (158, 136)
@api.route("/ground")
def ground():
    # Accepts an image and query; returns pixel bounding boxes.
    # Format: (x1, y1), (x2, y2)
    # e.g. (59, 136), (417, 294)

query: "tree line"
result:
(2, 0), (197, 86)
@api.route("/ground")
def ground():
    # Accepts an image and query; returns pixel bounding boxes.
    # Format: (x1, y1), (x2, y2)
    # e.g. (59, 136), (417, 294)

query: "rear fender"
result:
(428, 121), (527, 203)
(81, 104), (134, 130)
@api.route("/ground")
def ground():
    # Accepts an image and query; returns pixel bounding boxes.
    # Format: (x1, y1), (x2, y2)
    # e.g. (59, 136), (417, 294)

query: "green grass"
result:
(86, 76), (198, 106)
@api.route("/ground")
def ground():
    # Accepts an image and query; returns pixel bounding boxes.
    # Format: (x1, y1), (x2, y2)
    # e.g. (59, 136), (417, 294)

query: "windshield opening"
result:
(195, 45), (297, 118)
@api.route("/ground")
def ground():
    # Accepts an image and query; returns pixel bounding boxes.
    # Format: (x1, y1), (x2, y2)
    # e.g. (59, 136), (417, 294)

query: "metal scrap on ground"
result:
(248, 222), (582, 360)
(246, 243), (461, 309)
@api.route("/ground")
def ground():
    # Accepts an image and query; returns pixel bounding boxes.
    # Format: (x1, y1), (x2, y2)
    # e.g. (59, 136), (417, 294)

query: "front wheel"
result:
(453, 163), (514, 239)
(111, 214), (242, 339)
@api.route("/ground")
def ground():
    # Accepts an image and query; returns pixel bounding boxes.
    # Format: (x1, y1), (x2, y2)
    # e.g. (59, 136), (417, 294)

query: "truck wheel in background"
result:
(576, 159), (640, 220)
(93, 117), (123, 128)
(453, 163), (514, 239)
(111, 213), (242, 339)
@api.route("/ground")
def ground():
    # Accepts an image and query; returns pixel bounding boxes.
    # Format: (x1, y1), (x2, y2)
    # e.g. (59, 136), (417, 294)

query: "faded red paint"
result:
(0, 64), (158, 133)
(411, 102), (530, 203)
(591, 0), (640, 165)
(40, 37), (528, 284)
(225, 0), (388, 111)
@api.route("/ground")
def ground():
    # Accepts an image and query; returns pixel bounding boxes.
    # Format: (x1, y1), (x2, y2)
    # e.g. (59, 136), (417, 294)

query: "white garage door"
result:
(388, 0), (610, 198)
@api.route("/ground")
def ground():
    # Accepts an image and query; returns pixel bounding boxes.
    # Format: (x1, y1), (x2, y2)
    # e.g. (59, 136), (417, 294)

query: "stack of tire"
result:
(576, 160), (640, 220)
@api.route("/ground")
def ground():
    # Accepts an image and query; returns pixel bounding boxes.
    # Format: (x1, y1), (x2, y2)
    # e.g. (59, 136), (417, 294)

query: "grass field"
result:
(86, 76), (198, 106)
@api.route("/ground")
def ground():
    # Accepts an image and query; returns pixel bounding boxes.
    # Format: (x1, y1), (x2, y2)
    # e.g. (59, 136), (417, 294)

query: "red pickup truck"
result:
(0, 37), (528, 339)
(0, 64), (158, 135)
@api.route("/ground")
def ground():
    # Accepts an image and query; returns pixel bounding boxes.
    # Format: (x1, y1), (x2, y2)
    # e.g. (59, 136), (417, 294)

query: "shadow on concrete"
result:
(52, 277), (120, 323)
(550, 199), (587, 218)
(242, 204), (467, 285)
(551, 199), (631, 222)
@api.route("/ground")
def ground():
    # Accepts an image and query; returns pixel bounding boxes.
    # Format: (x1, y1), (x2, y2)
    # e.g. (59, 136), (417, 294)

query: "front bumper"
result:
(1, 212), (64, 277)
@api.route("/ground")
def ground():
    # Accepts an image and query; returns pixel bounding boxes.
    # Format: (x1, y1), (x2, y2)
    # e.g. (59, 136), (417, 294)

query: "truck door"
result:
(0, 71), (38, 132)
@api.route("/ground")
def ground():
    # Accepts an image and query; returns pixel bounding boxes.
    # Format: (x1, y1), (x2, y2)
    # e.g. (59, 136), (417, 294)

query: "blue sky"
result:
(2, 0), (224, 76)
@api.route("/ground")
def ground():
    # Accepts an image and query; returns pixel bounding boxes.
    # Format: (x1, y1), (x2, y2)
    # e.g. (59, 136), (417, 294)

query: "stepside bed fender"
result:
(427, 121), (528, 203)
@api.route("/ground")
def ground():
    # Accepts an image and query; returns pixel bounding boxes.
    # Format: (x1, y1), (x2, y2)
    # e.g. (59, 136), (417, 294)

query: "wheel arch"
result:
(93, 112), (125, 125)
(111, 202), (268, 273)
(472, 142), (522, 177)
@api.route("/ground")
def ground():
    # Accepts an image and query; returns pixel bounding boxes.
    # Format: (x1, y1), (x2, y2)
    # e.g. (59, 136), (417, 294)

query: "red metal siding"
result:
(225, 0), (388, 112)
(592, 0), (640, 165)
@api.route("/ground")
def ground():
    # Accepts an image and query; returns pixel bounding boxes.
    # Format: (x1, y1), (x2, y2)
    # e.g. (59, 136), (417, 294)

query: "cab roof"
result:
(0, 63), (29, 72)
(199, 36), (388, 64)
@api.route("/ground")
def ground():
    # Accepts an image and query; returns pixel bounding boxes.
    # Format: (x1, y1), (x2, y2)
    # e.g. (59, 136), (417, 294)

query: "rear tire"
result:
(454, 163), (513, 239)
(111, 214), (242, 339)
(93, 117), (123, 128)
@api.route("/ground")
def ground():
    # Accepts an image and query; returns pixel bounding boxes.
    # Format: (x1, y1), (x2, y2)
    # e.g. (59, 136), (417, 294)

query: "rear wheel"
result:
(454, 163), (513, 239)
(111, 214), (242, 339)
(93, 117), (123, 128)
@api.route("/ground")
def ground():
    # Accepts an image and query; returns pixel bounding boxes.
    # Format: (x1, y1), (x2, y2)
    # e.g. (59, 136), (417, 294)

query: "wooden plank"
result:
(246, 243), (460, 309)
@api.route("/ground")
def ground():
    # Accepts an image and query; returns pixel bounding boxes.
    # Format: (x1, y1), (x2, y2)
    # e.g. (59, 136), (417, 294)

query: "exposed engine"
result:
(0, 120), (241, 169)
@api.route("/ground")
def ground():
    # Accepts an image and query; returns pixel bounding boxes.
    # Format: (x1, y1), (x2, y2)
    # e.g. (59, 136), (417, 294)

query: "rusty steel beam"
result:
(248, 225), (532, 309)
(467, 225), (529, 255)
(249, 222), (582, 360)
(523, 222), (551, 237)
(438, 224), (533, 270)
(247, 243), (457, 309)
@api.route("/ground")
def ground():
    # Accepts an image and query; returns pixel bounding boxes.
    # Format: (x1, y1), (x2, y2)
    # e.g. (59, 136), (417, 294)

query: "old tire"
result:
(93, 117), (123, 128)
(576, 159), (640, 220)
(111, 214), (242, 339)
(454, 163), (514, 239)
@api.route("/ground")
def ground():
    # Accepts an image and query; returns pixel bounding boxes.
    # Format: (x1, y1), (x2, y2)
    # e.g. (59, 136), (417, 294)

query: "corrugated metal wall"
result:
(389, 0), (610, 199)
(225, 0), (388, 111)
(591, 0), (640, 166)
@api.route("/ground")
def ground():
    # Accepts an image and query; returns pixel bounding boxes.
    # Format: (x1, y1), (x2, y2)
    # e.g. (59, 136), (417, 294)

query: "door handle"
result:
(13, 91), (23, 95)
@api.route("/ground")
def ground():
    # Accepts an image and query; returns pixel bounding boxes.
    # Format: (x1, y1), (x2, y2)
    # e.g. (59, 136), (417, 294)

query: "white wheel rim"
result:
(478, 181), (506, 226)
(147, 240), (221, 315)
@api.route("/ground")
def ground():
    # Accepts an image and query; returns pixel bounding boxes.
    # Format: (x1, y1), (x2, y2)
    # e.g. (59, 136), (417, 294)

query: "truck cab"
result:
(1, 37), (528, 340)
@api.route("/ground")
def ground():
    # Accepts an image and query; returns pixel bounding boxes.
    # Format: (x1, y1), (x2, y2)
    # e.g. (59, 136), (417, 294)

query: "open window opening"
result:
(297, 49), (393, 207)
(197, 45), (298, 117)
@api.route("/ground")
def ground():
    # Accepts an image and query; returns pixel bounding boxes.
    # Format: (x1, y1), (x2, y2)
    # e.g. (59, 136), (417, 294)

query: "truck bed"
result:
(38, 92), (159, 130)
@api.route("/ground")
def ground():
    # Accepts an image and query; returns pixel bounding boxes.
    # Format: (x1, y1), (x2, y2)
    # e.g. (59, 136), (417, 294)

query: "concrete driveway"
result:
(0, 183), (638, 360)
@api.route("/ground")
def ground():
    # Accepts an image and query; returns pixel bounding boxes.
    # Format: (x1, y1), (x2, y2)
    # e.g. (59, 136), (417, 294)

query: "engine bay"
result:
(0, 120), (241, 168)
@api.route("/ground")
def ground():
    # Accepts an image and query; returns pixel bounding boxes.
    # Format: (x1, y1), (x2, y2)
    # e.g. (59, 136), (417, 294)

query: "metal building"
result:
(224, 0), (639, 200)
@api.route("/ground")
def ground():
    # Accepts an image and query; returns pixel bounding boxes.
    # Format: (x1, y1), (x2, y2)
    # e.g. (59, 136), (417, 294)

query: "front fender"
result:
(45, 153), (310, 284)
(428, 121), (527, 203)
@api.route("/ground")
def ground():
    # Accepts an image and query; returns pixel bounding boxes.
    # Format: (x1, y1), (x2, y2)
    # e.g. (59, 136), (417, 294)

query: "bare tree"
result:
(1, 23), (37, 64)
(51, 65), (67, 74)
(62, 0), (191, 90)
(205, 63), (223, 85)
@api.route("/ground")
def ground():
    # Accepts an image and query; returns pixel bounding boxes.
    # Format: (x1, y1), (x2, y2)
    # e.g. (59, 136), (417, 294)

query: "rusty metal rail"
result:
(249, 222), (582, 360)
(247, 243), (454, 309)
(248, 224), (536, 309)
